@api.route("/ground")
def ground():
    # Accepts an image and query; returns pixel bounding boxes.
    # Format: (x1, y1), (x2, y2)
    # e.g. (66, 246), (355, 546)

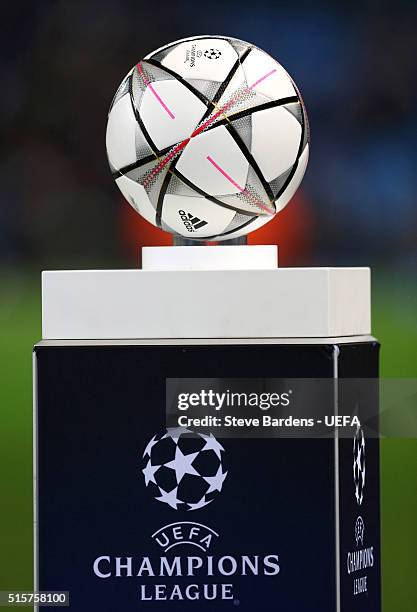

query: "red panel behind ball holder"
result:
(120, 192), (314, 268)
(120, 201), (172, 267)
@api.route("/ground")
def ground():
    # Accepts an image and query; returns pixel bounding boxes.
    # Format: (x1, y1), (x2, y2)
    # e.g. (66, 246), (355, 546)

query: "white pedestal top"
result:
(41, 246), (371, 341)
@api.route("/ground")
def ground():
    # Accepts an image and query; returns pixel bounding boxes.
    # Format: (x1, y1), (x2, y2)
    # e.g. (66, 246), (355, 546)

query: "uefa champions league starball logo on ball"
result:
(204, 48), (222, 60)
(142, 428), (228, 511)
(353, 426), (366, 505)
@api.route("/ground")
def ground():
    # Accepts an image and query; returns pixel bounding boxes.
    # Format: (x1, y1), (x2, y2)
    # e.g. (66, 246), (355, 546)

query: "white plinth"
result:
(42, 247), (371, 340)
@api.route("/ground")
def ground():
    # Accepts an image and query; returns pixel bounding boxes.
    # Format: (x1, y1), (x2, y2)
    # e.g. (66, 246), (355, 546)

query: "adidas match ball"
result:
(106, 35), (309, 241)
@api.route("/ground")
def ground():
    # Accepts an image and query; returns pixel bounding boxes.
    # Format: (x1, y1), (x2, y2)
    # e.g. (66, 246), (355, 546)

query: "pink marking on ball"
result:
(137, 62), (175, 119)
(206, 155), (274, 215)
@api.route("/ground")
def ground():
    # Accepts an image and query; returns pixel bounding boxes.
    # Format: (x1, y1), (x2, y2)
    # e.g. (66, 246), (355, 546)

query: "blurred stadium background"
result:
(0, 1), (416, 610)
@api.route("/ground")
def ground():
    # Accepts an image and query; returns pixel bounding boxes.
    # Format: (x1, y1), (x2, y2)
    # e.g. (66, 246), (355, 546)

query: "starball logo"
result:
(204, 48), (222, 60)
(92, 428), (281, 602)
(353, 425), (366, 505)
(142, 428), (227, 511)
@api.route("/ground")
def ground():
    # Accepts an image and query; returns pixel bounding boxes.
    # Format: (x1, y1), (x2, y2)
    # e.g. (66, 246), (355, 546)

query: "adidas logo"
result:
(178, 209), (208, 232)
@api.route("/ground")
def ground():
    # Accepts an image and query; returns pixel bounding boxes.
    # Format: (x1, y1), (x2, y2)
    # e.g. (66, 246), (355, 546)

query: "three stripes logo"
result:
(178, 209), (208, 233)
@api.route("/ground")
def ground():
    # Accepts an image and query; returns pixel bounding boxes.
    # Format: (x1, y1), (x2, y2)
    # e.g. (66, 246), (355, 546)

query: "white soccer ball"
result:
(106, 35), (309, 241)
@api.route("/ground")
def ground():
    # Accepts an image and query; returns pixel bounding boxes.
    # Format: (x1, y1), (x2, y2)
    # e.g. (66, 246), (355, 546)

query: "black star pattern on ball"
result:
(204, 48), (222, 60)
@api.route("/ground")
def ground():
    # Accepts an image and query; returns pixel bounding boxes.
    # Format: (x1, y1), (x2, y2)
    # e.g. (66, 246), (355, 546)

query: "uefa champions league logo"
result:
(353, 425), (366, 505)
(95, 429), (281, 601)
(203, 48), (222, 60)
(142, 427), (228, 511)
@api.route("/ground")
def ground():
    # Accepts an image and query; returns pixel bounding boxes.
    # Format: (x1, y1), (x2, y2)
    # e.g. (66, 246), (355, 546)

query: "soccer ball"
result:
(142, 428), (227, 511)
(353, 426), (366, 506)
(106, 35), (309, 241)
